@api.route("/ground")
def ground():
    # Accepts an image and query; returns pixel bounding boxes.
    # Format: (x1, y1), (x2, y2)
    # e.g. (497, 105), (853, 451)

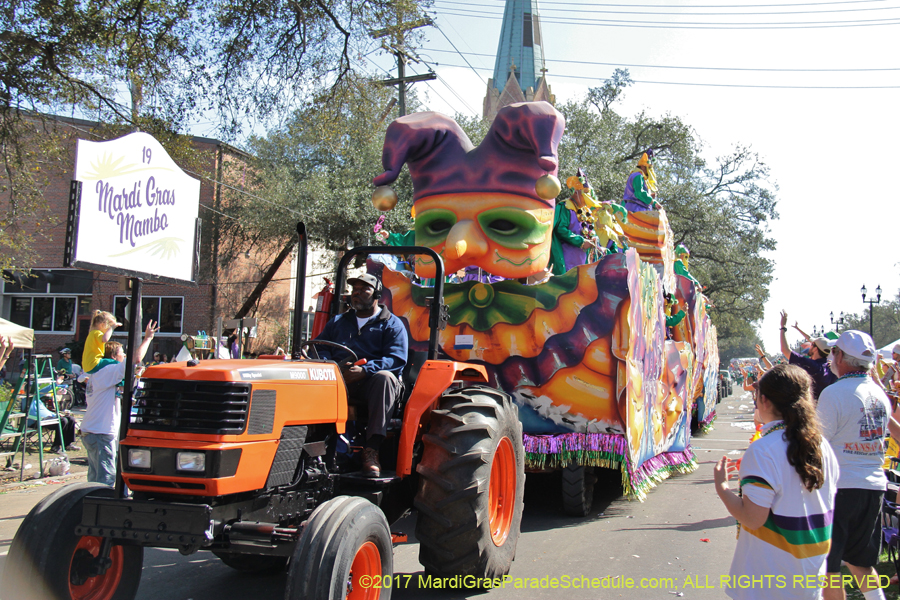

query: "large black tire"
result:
(562, 465), (596, 517)
(285, 496), (392, 600)
(212, 551), (289, 574)
(1, 482), (144, 600)
(414, 385), (525, 579)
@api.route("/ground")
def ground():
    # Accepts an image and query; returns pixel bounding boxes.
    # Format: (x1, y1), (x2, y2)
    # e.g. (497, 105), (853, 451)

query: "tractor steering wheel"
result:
(299, 340), (359, 364)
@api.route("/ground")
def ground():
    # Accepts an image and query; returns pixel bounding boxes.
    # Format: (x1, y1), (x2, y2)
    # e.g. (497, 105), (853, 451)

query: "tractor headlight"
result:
(176, 452), (206, 472)
(128, 449), (152, 469)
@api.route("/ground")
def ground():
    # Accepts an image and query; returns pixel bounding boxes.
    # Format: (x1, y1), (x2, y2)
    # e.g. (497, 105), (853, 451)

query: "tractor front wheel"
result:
(1, 483), (143, 600)
(414, 386), (525, 579)
(285, 496), (392, 600)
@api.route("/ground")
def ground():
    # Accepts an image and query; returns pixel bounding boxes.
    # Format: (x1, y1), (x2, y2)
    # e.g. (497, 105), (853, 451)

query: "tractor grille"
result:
(132, 379), (252, 435)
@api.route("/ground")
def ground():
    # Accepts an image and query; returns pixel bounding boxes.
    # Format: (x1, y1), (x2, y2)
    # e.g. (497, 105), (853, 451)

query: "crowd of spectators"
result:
(719, 315), (900, 599)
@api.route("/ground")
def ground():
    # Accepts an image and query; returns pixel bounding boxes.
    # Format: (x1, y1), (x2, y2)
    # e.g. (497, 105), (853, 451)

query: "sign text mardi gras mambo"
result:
(95, 176), (177, 247)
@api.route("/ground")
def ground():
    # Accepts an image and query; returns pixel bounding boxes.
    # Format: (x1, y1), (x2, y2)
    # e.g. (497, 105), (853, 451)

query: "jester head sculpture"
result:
(372, 101), (565, 279)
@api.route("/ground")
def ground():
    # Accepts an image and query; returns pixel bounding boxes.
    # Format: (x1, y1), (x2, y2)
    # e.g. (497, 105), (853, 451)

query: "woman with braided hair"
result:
(714, 364), (839, 600)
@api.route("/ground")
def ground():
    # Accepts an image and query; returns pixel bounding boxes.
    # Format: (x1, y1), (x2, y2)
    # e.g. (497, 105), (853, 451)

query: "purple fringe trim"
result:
(523, 432), (627, 456)
(627, 448), (697, 489)
(523, 432), (698, 501)
(699, 410), (717, 427)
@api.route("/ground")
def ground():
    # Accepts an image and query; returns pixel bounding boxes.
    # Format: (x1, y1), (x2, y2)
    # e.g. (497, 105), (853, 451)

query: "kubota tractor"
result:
(1, 224), (525, 600)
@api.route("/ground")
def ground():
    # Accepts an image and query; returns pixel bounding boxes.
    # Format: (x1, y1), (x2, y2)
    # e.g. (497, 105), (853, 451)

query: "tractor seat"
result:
(345, 351), (427, 426)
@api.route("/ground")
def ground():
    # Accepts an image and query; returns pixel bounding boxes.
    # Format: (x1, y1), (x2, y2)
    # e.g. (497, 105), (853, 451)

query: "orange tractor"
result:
(2, 224), (525, 600)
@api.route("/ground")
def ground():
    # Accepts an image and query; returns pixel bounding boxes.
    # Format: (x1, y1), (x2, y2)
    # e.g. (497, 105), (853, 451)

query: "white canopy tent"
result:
(0, 318), (33, 350)
(878, 338), (900, 358)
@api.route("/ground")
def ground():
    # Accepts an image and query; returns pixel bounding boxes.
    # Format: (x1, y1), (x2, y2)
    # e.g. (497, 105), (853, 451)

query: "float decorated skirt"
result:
(378, 248), (697, 500)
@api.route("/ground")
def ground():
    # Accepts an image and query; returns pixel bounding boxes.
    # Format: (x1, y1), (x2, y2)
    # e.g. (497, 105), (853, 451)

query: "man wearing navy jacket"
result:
(316, 273), (408, 476)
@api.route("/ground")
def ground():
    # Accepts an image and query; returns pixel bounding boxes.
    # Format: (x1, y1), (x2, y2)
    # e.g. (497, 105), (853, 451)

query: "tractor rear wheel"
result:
(414, 386), (525, 579)
(561, 464), (596, 517)
(1, 482), (143, 600)
(285, 496), (392, 600)
(212, 551), (289, 574)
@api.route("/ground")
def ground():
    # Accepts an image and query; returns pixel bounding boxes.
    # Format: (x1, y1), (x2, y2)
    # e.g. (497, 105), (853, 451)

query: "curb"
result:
(0, 470), (86, 494)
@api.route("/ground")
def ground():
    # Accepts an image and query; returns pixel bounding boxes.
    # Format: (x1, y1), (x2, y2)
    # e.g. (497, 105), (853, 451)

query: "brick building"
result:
(0, 115), (329, 363)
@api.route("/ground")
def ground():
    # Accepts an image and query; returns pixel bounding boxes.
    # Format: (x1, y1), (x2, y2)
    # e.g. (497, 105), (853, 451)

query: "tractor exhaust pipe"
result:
(292, 222), (307, 359)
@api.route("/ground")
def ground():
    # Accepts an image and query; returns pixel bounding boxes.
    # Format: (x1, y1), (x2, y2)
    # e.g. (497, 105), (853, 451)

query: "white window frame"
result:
(113, 295), (185, 337)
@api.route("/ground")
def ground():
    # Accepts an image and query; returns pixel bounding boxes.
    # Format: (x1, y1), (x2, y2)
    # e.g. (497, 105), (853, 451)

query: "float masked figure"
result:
(372, 102), (565, 280)
(623, 149), (661, 212)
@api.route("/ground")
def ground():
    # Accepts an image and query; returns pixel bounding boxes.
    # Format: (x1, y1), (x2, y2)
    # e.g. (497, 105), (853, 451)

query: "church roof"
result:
(492, 0), (546, 95)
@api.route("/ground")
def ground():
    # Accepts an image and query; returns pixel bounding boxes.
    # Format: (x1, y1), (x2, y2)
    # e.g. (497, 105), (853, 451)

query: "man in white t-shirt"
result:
(818, 330), (900, 600)
(82, 321), (157, 486)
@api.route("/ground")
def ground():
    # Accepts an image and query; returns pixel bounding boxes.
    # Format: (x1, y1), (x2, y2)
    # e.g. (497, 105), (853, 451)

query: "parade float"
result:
(368, 101), (719, 505)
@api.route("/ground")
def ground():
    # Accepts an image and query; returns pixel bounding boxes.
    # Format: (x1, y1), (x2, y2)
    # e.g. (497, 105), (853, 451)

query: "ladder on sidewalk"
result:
(0, 353), (66, 479)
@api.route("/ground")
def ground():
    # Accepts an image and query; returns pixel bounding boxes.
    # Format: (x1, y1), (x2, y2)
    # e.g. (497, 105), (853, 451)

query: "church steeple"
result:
(483, 0), (554, 121)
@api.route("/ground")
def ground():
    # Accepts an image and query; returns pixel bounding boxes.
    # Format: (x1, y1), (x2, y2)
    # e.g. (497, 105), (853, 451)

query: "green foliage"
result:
(0, 0), (430, 268)
(220, 76), (420, 256)
(833, 291), (900, 348)
(555, 72), (778, 340)
(718, 334), (764, 365)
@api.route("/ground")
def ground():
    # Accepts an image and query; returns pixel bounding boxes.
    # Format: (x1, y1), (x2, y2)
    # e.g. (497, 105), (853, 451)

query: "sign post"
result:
(65, 132), (201, 499)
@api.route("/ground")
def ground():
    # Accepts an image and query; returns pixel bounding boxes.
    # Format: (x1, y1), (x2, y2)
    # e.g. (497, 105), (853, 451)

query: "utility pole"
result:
(371, 17), (435, 116)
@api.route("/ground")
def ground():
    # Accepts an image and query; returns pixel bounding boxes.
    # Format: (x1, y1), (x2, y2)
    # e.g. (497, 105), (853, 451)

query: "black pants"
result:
(52, 416), (77, 448)
(346, 371), (403, 441)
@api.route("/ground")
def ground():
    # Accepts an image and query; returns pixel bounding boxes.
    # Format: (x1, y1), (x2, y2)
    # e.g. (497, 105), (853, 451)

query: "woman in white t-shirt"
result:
(714, 364), (839, 600)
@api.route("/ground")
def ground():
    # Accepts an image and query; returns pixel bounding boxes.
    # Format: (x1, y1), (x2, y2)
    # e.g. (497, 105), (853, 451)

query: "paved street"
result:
(0, 390), (759, 599)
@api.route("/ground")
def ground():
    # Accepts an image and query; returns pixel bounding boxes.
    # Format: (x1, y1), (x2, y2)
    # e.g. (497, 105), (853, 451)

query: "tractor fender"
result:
(396, 360), (488, 477)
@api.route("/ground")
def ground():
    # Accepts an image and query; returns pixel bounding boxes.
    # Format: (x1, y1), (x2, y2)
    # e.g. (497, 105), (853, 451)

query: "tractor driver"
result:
(315, 273), (408, 477)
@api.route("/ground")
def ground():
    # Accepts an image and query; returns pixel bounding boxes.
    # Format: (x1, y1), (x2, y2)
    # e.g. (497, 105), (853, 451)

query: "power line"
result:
(363, 53), (473, 116)
(434, 8), (900, 27)
(474, 0), (891, 7)
(432, 22), (488, 85)
(435, 0), (900, 15)
(433, 11), (494, 72)
(420, 47), (900, 73)
(415, 65), (479, 116)
(433, 62), (900, 88)
(434, 72), (481, 116)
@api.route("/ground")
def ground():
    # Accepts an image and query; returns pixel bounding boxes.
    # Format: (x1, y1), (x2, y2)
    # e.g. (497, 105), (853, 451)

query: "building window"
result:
(523, 13), (533, 47)
(2, 269), (88, 333)
(8, 296), (77, 332)
(113, 296), (183, 335)
(3, 269), (93, 295)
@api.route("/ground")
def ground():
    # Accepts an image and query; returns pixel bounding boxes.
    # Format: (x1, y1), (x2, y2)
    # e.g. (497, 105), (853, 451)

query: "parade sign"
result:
(66, 132), (201, 285)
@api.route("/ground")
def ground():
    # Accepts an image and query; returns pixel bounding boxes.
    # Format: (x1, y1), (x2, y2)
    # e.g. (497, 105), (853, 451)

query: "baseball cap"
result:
(833, 330), (876, 362)
(812, 337), (831, 354)
(347, 273), (381, 291)
(892, 343), (900, 356)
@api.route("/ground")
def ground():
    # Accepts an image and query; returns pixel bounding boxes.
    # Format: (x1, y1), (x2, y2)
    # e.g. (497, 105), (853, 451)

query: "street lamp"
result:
(861, 284), (882, 339)
(830, 311), (845, 331)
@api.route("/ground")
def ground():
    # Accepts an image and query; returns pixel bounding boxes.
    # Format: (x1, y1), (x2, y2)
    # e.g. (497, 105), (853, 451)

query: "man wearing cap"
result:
(779, 310), (837, 400)
(56, 348), (73, 375)
(818, 330), (900, 600)
(315, 273), (408, 477)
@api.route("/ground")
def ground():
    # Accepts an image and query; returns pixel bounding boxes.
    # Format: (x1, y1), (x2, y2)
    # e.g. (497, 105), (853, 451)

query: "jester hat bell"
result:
(373, 101), (565, 205)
